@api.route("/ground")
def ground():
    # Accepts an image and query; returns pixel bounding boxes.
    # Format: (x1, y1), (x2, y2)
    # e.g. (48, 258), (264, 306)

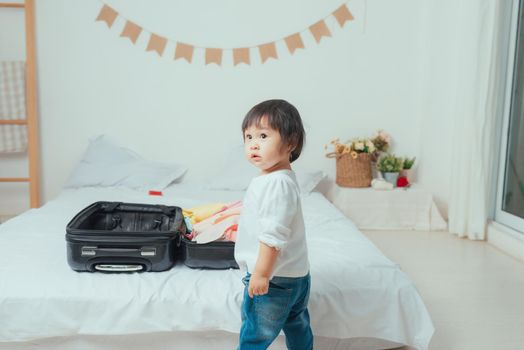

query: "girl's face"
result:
(243, 116), (292, 175)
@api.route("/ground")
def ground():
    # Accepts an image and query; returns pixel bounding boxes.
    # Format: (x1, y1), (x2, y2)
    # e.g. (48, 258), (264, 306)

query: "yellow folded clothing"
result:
(183, 202), (226, 224)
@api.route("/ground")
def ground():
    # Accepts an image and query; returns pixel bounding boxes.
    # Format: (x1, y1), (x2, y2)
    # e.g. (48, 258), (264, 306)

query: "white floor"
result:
(364, 230), (524, 350)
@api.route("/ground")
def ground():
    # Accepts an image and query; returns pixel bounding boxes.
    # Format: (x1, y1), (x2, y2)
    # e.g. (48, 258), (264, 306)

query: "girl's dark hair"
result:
(241, 99), (305, 163)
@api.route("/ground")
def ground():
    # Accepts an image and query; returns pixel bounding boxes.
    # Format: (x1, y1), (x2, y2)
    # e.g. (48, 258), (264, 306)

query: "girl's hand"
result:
(248, 274), (269, 298)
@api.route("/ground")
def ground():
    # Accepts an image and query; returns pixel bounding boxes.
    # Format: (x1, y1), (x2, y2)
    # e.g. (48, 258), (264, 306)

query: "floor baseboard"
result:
(487, 221), (524, 262)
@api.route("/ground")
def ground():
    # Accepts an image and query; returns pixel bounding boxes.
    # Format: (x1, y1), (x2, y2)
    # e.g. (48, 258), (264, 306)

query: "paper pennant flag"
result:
(96, 5), (117, 28)
(309, 20), (331, 43)
(206, 48), (222, 65)
(120, 20), (142, 44)
(233, 48), (250, 66)
(259, 42), (277, 63)
(146, 34), (167, 56)
(285, 33), (304, 54)
(333, 4), (354, 27)
(175, 42), (194, 63)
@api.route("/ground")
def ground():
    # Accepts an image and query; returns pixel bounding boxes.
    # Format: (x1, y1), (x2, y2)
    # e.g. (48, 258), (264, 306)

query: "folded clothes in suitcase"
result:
(66, 201), (186, 273)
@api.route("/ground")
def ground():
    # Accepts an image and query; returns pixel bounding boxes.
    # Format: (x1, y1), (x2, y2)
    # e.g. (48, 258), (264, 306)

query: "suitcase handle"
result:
(94, 264), (144, 272)
(82, 246), (156, 257)
(86, 257), (152, 273)
(102, 202), (177, 216)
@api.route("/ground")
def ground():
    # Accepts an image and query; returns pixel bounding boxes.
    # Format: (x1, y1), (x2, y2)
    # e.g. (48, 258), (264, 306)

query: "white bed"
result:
(0, 184), (434, 350)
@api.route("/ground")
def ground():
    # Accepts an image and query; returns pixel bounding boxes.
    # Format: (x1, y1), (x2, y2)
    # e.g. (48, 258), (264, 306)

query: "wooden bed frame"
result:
(0, 0), (40, 208)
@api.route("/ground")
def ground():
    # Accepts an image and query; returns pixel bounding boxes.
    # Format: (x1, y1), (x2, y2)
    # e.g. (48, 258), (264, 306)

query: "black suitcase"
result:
(179, 236), (239, 269)
(66, 201), (186, 273)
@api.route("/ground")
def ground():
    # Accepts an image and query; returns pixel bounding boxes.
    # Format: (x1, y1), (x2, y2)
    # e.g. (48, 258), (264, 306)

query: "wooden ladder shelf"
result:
(0, 0), (41, 208)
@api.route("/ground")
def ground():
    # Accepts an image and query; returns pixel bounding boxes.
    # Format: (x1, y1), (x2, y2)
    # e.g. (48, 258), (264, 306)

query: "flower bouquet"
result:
(325, 137), (377, 188)
(325, 130), (392, 188)
(369, 129), (391, 161)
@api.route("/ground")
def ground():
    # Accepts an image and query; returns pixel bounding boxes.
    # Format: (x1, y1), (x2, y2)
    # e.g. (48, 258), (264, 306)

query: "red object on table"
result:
(148, 190), (163, 196)
(397, 177), (409, 188)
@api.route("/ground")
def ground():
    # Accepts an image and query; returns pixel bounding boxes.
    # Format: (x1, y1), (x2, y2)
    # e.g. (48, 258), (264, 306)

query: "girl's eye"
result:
(245, 134), (252, 140)
(260, 133), (267, 139)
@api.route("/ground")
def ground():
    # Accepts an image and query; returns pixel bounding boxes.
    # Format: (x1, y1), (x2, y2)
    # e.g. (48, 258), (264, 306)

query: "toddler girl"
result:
(235, 99), (313, 350)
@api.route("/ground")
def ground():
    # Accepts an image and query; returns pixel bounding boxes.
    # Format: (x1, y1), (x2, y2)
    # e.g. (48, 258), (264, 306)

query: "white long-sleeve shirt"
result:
(234, 169), (310, 278)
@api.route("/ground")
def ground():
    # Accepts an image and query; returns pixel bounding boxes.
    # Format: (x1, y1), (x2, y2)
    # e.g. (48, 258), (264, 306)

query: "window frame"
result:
(495, 0), (524, 233)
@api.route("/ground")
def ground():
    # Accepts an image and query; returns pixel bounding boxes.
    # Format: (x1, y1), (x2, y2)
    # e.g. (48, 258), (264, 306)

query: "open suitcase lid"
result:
(66, 201), (186, 239)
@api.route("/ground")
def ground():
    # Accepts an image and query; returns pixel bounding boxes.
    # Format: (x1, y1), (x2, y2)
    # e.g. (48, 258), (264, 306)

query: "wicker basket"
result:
(327, 152), (372, 188)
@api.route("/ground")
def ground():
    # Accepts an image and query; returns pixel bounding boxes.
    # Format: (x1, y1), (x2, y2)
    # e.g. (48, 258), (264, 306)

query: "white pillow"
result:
(65, 135), (187, 191)
(80, 134), (138, 164)
(205, 144), (325, 194)
(120, 160), (187, 190)
(296, 170), (326, 194)
(204, 145), (257, 191)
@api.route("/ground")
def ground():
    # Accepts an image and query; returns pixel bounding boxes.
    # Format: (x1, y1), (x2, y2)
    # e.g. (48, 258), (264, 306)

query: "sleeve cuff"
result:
(258, 234), (287, 250)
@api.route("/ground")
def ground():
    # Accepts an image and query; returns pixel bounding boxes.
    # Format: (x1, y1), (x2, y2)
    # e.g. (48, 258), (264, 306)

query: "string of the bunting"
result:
(95, 2), (355, 66)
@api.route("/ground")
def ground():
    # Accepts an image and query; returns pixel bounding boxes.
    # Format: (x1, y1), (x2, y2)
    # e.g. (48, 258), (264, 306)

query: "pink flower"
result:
(378, 130), (391, 143)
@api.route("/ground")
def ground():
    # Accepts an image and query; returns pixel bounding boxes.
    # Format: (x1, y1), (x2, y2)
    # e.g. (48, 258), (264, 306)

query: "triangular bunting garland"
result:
(95, 1), (355, 66)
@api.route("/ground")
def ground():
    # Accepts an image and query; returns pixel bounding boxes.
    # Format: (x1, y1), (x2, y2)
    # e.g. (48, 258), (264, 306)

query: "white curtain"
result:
(448, 0), (511, 240)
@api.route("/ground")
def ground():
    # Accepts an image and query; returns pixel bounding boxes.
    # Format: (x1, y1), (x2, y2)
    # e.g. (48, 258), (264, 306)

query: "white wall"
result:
(0, 0), (457, 218)
(415, 0), (458, 218)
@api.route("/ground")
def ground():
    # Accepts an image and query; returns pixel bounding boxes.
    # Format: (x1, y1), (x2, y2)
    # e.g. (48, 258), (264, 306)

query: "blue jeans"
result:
(238, 273), (313, 350)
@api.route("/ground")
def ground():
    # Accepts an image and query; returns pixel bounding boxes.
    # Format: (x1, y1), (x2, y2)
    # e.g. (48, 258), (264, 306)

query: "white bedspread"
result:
(0, 185), (434, 350)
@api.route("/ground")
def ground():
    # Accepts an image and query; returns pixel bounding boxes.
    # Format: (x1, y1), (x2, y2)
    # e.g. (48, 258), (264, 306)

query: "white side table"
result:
(325, 183), (447, 231)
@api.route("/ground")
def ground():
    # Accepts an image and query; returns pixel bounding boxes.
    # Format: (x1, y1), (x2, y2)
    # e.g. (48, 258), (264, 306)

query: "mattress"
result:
(0, 184), (434, 349)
